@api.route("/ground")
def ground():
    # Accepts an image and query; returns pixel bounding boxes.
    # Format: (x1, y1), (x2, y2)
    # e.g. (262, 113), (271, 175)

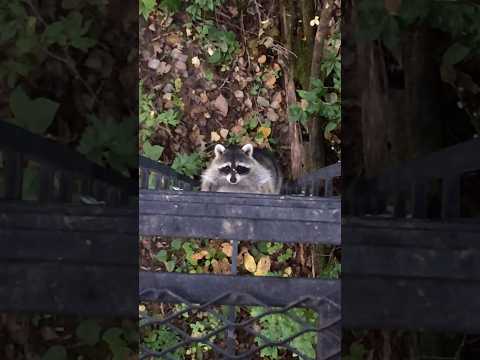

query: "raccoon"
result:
(201, 143), (283, 194)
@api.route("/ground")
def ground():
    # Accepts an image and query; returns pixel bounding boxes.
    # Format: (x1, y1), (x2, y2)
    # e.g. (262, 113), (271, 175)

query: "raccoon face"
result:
(214, 144), (254, 185)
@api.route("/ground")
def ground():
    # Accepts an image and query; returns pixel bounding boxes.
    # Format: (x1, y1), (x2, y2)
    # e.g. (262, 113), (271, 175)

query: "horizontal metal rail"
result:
(0, 202), (138, 316)
(140, 190), (341, 244)
(343, 217), (480, 333)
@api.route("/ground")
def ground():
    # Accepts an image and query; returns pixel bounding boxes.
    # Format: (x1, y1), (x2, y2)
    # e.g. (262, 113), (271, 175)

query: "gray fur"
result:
(201, 144), (283, 194)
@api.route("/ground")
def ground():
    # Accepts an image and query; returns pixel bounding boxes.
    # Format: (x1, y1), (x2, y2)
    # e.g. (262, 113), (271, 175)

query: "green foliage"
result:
(343, 342), (368, 360)
(0, 1), (97, 86)
(8, 86), (59, 134)
(102, 327), (132, 360)
(171, 152), (204, 178)
(140, 0), (157, 20)
(143, 326), (184, 359)
(187, 0), (223, 20)
(41, 345), (67, 360)
(249, 307), (317, 359)
(289, 34), (341, 142)
(197, 24), (239, 66)
(357, 0), (480, 64)
(77, 115), (137, 173)
(76, 319), (101, 346)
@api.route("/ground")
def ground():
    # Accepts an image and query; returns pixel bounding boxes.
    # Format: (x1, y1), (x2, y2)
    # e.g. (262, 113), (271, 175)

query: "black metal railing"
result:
(0, 121), (137, 316)
(139, 155), (342, 359)
(0, 120), (136, 204)
(343, 138), (480, 333)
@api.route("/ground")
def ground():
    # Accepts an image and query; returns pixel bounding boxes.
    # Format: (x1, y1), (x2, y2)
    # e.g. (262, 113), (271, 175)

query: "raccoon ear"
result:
(241, 143), (254, 157)
(214, 144), (226, 158)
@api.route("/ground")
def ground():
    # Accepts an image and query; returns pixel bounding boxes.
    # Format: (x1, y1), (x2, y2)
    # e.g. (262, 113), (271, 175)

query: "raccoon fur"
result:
(201, 144), (283, 194)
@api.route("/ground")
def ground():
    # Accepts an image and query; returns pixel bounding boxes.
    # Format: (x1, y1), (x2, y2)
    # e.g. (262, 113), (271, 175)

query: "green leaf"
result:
(442, 43), (470, 65)
(41, 346), (67, 360)
(171, 239), (183, 250)
(143, 142), (164, 160)
(76, 319), (101, 346)
(9, 86), (59, 134)
(155, 250), (168, 263)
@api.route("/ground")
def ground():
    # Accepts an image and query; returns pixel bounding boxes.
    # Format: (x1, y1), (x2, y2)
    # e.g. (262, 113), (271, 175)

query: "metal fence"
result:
(343, 138), (480, 333)
(0, 121), (137, 316)
(139, 155), (341, 359)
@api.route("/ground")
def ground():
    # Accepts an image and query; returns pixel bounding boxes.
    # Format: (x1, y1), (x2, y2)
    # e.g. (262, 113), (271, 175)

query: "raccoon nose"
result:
(230, 174), (237, 183)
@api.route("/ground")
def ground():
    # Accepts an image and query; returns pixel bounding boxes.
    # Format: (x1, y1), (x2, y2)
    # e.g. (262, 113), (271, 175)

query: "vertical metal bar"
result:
(4, 150), (23, 200)
(442, 175), (460, 219)
(140, 168), (149, 189)
(39, 166), (55, 203)
(226, 239), (239, 357)
(412, 180), (427, 218)
(325, 179), (333, 197)
(57, 171), (73, 203)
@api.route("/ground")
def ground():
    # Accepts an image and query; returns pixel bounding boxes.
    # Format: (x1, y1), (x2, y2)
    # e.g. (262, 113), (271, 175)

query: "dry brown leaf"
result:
(212, 258), (231, 274)
(254, 256), (271, 276)
(221, 242), (233, 257)
(220, 128), (229, 139)
(214, 94), (229, 116)
(243, 252), (257, 273)
(211, 131), (221, 142)
(258, 55), (267, 64)
(191, 250), (209, 261)
(263, 72), (277, 89)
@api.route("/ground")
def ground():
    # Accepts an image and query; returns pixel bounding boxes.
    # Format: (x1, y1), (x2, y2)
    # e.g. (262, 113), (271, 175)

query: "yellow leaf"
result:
(283, 267), (293, 277)
(191, 250), (209, 261)
(243, 252), (257, 273)
(210, 131), (221, 142)
(254, 256), (271, 276)
(221, 242), (233, 257)
(258, 126), (271, 138)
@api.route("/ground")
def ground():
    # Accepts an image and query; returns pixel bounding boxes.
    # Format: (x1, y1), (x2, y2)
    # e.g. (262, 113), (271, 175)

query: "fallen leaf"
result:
(263, 72), (277, 88)
(258, 55), (267, 64)
(258, 126), (272, 138)
(211, 131), (221, 142)
(191, 56), (201, 68)
(191, 250), (209, 261)
(254, 256), (271, 276)
(266, 108), (279, 122)
(200, 92), (209, 103)
(148, 58), (160, 70)
(257, 96), (270, 107)
(220, 128), (229, 139)
(234, 90), (244, 99)
(243, 252), (257, 273)
(166, 33), (182, 46)
(221, 242), (233, 257)
(212, 258), (231, 274)
(283, 267), (293, 277)
(214, 94), (229, 116)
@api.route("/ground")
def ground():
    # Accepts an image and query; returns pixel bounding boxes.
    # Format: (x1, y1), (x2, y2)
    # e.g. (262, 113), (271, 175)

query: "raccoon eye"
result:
(236, 166), (250, 175)
(219, 166), (231, 174)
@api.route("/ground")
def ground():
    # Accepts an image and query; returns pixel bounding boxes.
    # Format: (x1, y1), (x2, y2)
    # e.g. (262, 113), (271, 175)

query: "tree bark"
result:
(304, 0), (335, 172)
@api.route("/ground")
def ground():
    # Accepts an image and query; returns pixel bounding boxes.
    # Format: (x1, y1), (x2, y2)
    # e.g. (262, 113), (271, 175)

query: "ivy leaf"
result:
(442, 43), (470, 65)
(9, 86), (59, 134)
(143, 142), (164, 160)
(41, 346), (67, 360)
(76, 319), (101, 346)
